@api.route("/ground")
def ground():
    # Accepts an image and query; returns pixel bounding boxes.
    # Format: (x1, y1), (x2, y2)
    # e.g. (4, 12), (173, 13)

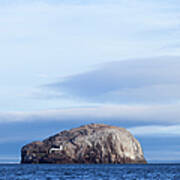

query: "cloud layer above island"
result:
(46, 56), (180, 104)
(1, 56), (180, 138)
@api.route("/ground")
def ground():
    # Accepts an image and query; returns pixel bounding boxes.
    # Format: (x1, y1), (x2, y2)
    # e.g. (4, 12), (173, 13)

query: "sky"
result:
(0, 0), (180, 163)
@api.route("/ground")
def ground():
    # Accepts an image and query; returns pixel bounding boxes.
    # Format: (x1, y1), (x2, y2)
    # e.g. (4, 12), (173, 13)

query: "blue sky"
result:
(0, 0), (180, 163)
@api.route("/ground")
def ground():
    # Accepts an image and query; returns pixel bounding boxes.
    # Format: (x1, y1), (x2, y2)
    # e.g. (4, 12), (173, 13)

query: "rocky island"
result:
(21, 124), (147, 164)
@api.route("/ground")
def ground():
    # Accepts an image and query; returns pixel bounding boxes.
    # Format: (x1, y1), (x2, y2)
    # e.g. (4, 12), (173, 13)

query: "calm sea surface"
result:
(0, 164), (180, 180)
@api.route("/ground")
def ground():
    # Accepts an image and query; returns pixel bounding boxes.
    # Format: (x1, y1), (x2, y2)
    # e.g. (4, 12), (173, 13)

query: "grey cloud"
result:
(47, 56), (180, 103)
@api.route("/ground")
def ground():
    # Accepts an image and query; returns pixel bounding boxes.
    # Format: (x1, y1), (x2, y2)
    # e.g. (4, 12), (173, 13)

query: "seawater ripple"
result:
(0, 164), (180, 180)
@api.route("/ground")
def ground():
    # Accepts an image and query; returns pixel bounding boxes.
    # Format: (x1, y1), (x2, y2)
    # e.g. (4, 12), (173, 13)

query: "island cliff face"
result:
(21, 124), (147, 164)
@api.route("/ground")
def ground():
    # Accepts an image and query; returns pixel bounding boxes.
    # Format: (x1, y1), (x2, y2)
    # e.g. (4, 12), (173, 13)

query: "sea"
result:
(0, 164), (180, 180)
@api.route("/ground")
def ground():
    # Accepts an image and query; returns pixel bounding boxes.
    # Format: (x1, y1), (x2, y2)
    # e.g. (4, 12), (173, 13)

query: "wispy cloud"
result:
(129, 125), (180, 137)
(1, 103), (180, 125)
(0, 136), (33, 144)
(46, 56), (180, 104)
